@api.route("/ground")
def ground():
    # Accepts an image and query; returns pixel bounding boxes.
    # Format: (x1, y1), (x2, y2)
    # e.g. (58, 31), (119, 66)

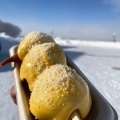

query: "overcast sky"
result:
(0, 0), (120, 41)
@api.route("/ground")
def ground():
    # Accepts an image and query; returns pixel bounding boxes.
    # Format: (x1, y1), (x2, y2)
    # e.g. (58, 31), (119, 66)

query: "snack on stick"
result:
(30, 64), (92, 120)
(17, 31), (55, 60)
(0, 31), (92, 120)
(20, 42), (67, 91)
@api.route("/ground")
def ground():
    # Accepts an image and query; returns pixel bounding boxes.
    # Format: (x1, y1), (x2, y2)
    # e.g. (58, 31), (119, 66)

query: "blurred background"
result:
(0, 0), (120, 41)
(0, 0), (120, 120)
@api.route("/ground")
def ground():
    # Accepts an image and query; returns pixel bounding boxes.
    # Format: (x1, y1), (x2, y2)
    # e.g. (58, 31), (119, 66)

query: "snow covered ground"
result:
(0, 33), (120, 119)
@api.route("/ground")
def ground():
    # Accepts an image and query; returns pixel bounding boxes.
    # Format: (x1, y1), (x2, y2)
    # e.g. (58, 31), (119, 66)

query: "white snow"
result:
(55, 37), (120, 49)
(0, 33), (120, 120)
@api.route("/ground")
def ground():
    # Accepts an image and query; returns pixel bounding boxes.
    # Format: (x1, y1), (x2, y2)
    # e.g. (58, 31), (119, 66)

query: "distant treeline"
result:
(0, 20), (21, 37)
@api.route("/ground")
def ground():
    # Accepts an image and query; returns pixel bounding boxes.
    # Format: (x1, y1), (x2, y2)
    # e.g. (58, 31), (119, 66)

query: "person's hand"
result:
(10, 86), (17, 104)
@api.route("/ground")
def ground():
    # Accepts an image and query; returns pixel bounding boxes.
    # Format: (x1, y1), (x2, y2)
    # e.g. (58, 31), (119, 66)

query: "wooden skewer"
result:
(71, 111), (81, 120)
(0, 53), (21, 67)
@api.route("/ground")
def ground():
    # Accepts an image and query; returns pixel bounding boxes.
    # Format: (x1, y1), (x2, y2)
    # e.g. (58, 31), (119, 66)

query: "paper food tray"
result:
(9, 45), (118, 120)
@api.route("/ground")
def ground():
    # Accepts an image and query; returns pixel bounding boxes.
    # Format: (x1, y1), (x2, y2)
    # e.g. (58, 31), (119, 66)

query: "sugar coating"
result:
(30, 64), (92, 120)
(20, 42), (67, 91)
(17, 31), (55, 60)
(17, 31), (92, 119)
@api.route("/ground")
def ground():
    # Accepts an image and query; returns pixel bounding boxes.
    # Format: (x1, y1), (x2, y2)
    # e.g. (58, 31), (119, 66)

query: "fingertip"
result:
(10, 86), (17, 105)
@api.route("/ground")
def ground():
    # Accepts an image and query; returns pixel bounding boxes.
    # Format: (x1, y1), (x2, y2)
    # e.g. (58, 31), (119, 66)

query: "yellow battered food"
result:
(20, 42), (67, 91)
(0, 31), (92, 119)
(30, 64), (92, 120)
(17, 31), (55, 60)
(15, 31), (92, 120)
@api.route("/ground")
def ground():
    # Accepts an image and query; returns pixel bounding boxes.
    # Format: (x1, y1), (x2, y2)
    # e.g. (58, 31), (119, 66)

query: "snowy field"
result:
(0, 33), (120, 120)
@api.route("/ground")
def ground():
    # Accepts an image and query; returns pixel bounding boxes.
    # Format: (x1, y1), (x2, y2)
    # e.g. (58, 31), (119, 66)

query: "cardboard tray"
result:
(9, 45), (118, 120)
